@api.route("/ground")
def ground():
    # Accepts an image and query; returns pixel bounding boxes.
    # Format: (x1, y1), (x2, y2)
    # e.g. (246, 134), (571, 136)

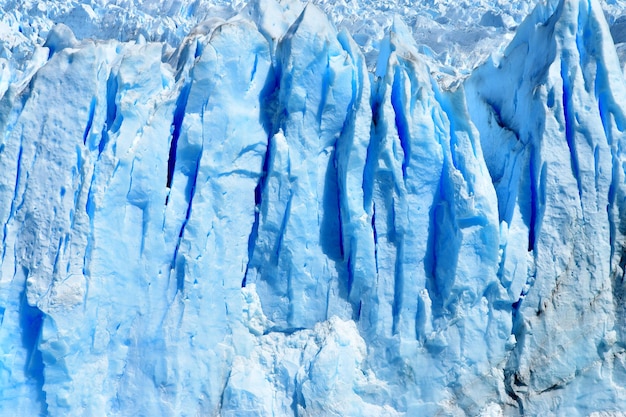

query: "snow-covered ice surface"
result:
(2, 0), (626, 415)
(2, 0), (626, 77)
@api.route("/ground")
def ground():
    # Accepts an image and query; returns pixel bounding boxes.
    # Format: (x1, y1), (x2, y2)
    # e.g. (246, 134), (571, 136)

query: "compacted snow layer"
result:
(1, 0), (626, 415)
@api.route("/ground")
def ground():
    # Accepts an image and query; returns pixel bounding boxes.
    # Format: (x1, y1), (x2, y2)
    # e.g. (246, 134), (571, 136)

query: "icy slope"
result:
(0, 0), (626, 415)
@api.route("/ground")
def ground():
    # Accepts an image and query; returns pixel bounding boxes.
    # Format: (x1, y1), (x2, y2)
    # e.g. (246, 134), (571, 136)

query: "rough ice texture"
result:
(1, 0), (626, 415)
(3, 0), (626, 80)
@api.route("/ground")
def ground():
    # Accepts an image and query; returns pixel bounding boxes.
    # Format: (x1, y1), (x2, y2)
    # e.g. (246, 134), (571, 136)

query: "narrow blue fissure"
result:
(172, 153), (201, 292)
(83, 160), (99, 278)
(389, 199), (404, 335)
(362, 83), (383, 211)
(69, 146), (83, 231)
(250, 53), (259, 84)
(593, 144), (601, 198)
(317, 52), (331, 126)
(528, 148), (538, 252)
(372, 202), (379, 274)
(497, 240), (509, 288)
(560, 59), (584, 208)
(392, 232), (404, 335)
(2, 142), (23, 260)
(332, 148), (348, 302)
(165, 81), (192, 200)
(19, 287), (47, 415)
(51, 236), (63, 275)
(346, 246), (354, 296)
(242, 66), (280, 287)
(99, 71), (119, 155)
(82, 97), (96, 145)
(424, 173), (445, 319)
(320, 147), (344, 262)
(602, 95), (618, 262)
(242, 162), (266, 288)
(11, 145), (23, 208)
(390, 67), (411, 180)
(364, 80), (385, 282)
(336, 163), (345, 264)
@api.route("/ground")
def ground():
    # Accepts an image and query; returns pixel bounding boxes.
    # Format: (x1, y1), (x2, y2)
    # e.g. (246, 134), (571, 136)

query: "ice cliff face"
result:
(1, 0), (626, 415)
(466, 0), (626, 413)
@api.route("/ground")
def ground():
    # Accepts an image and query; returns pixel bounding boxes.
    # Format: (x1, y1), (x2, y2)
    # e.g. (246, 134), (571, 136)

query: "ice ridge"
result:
(0, 0), (626, 415)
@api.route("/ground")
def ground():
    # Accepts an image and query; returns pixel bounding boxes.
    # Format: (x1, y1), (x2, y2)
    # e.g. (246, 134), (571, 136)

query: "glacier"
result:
(1, 0), (626, 415)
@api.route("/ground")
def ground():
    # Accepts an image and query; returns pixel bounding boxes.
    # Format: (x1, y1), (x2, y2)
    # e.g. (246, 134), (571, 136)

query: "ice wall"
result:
(0, 0), (625, 415)
(466, 0), (626, 413)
